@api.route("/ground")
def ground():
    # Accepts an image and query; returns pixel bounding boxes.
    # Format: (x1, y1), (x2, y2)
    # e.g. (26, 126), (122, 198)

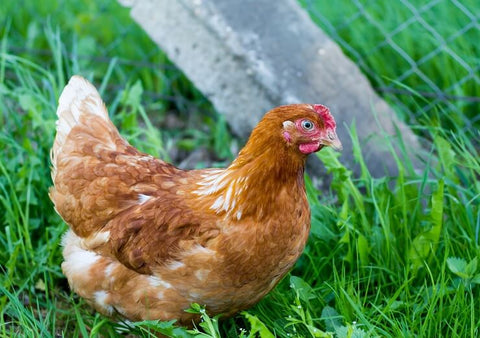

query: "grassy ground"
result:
(1, 0), (479, 337)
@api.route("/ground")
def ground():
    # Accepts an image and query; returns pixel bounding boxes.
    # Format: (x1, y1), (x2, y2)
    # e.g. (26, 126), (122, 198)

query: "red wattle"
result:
(299, 143), (320, 154)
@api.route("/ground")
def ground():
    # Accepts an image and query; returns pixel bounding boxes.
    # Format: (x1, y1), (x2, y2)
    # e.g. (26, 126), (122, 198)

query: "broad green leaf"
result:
(434, 135), (458, 184)
(124, 79), (143, 108)
(357, 234), (370, 266)
(339, 230), (354, 264)
(19, 93), (37, 112)
(321, 306), (343, 332)
(290, 275), (315, 301)
(242, 312), (275, 338)
(464, 257), (478, 277)
(335, 324), (367, 338)
(408, 180), (444, 272)
(430, 179), (444, 229)
(471, 274), (480, 284)
(185, 303), (202, 313)
(338, 198), (350, 225)
(447, 257), (468, 277)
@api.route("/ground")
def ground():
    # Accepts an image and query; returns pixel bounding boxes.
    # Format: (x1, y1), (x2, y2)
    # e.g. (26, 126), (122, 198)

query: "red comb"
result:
(313, 104), (336, 129)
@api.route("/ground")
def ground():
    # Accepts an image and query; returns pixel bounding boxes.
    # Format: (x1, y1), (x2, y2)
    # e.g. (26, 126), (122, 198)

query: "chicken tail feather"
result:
(51, 76), (110, 179)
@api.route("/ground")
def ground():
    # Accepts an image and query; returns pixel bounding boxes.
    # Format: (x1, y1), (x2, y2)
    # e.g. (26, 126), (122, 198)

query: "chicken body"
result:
(50, 76), (341, 325)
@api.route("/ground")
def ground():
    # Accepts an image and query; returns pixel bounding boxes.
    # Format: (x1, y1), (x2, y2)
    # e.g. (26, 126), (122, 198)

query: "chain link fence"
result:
(302, 0), (479, 131)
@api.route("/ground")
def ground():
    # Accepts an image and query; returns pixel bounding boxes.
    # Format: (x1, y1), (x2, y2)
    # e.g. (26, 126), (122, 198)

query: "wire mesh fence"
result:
(302, 0), (479, 131)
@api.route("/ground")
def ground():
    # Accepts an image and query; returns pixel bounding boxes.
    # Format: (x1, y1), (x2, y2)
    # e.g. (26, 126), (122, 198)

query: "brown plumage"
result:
(50, 75), (342, 325)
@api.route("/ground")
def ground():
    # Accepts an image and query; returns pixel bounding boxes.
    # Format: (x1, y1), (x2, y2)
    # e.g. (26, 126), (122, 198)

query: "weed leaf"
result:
(242, 312), (275, 338)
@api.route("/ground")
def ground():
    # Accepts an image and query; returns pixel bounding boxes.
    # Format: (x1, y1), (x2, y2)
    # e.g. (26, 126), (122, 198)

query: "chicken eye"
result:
(301, 120), (314, 131)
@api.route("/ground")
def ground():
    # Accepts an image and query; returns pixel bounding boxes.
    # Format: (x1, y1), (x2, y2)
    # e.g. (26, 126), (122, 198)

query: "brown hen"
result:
(50, 75), (342, 325)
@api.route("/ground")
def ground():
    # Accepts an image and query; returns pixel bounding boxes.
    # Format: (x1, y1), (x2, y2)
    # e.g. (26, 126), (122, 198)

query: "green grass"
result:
(1, 0), (479, 337)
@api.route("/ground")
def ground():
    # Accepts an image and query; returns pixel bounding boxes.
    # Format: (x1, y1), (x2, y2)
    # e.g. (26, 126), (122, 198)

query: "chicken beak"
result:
(324, 133), (342, 151)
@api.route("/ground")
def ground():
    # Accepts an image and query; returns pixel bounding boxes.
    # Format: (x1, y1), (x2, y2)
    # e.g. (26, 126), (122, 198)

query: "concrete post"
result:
(119, 0), (421, 176)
